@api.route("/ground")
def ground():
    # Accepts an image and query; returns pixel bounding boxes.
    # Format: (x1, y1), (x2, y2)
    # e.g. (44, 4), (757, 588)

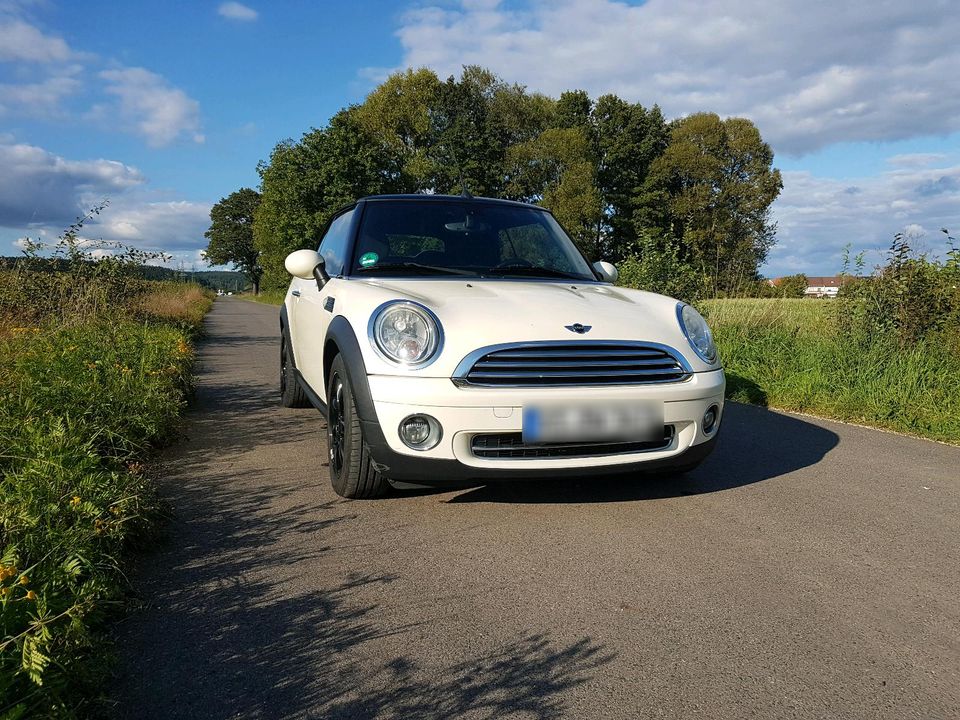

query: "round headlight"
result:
(371, 301), (442, 366)
(677, 303), (718, 364)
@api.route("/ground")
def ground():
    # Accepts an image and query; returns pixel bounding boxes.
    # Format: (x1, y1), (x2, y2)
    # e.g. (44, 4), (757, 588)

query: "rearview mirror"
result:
(593, 260), (618, 283)
(285, 249), (322, 279)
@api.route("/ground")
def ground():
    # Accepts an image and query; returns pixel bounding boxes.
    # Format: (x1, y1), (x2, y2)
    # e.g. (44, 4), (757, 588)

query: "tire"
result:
(280, 330), (311, 408)
(326, 355), (389, 499)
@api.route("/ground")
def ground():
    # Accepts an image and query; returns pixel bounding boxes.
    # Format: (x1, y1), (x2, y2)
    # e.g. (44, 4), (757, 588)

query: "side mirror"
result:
(593, 260), (619, 284)
(285, 249), (331, 290)
(285, 249), (322, 279)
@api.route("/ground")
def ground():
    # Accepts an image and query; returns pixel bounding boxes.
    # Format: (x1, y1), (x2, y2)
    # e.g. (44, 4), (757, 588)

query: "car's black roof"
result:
(361, 193), (545, 210)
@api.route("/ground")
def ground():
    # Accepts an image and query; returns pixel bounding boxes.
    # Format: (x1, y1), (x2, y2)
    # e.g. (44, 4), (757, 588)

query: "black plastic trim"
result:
(293, 369), (327, 416)
(359, 426), (718, 485)
(324, 315), (379, 423)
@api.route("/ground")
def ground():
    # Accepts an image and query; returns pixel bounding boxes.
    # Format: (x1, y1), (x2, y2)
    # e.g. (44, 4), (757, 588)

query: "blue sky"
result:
(2, 0), (958, 276)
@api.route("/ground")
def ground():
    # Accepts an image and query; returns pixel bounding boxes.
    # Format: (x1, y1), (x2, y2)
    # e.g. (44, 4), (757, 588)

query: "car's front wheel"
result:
(326, 355), (388, 499)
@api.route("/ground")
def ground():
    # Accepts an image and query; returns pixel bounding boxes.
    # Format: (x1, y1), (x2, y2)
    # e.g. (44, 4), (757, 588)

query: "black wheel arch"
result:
(323, 315), (378, 423)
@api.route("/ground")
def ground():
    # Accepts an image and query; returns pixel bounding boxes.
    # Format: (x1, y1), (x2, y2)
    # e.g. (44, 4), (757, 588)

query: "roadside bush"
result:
(838, 231), (960, 349)
(0, 208), (212, 717)
(617, 234), (707, 303)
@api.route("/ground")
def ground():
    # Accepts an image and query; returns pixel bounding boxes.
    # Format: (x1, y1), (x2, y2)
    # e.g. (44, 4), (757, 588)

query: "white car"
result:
(280, 194), (724, 498)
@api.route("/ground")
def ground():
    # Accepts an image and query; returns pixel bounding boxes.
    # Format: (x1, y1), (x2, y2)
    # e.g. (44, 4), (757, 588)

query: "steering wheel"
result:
(494, 259), (534, 269)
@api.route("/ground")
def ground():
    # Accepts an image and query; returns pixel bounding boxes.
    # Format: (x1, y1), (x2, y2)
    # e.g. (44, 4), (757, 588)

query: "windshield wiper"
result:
(355, 262), (474, 277)
(484, 266), (585, 280)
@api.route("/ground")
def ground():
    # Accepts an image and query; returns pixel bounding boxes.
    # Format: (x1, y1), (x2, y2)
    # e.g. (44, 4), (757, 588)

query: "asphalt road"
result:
(114, 298), (960, 719)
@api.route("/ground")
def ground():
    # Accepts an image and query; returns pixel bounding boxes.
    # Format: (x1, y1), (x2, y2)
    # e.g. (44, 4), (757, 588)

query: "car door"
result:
(291, 207), (357, 397)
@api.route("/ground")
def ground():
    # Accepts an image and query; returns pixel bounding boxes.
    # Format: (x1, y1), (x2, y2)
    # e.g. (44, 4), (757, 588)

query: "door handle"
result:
(291, 289), (301, 297)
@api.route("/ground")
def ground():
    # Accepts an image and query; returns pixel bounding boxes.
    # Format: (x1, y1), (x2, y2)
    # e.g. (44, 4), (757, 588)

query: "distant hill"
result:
(0, 256), (249, 291)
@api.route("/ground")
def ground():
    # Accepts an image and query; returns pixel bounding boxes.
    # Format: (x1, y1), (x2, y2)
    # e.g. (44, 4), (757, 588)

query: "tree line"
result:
(205, 66), (783, 297)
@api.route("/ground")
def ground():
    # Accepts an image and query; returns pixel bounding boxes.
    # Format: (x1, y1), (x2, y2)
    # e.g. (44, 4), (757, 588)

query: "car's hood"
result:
(338, 278), (713, 376)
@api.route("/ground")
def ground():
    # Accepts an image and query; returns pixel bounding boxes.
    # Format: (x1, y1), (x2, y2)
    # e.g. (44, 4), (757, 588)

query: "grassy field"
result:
(240, 289), (285, 306)
(0, 278), (212, 717)
(702, 298), (960, 444)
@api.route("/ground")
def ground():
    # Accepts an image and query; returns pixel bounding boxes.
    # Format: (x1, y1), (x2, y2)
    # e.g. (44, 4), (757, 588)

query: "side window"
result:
(317, 209), (355, 275)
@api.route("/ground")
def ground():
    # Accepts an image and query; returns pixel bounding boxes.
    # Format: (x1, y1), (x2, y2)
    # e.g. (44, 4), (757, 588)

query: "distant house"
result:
(804, 276), (843, 298)
(767, 275), (845, 298)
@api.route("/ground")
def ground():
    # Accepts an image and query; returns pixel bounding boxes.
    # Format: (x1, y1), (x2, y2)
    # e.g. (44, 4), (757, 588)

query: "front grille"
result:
(472, 426), (675, 459)
(454, 342), (691, 387)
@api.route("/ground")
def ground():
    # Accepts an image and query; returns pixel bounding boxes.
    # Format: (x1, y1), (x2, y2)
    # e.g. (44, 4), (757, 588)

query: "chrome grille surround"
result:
(452, 341), (692, 387)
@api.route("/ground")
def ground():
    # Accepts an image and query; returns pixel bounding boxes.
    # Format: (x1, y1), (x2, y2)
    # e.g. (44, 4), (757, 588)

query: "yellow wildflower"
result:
(18, 575), (29, 586)
(70, 496), (81, 507)
(25, 590), (37, 601)
(0, 587), (10, 598)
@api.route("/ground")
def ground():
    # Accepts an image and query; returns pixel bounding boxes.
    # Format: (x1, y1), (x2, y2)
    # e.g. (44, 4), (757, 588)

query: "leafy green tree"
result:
(252, 67), (783, 292)
(592, 96), (669, 260)
(203, 188), (263, 294)
(506, 127), (601, 256)
(254, 107), (398, 288)
(355, 67), (442, 191)
(428, 67), (555, 198)
(555, 90), (592, 130)
(643, 113), (782, 294)
(777, 273), (808, 298)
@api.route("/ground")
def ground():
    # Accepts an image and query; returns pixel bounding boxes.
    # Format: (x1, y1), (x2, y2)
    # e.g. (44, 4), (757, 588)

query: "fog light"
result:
(399, 414), (442, 450)
(702, 405), (719, 434)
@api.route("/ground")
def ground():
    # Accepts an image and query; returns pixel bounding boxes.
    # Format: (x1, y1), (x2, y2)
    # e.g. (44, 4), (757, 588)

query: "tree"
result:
(204, 188), (263, 294)
(591, 95), (669, 261)
(355, 67), (442, 191)
(777, 273), (808, 298)
(253, 107), (399, 288)
(505, 127), (601, 257)
(642, 113), (782, 294)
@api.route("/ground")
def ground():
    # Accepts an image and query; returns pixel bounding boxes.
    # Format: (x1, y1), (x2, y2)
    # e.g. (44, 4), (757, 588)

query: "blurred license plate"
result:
(522, 401), (663, 443)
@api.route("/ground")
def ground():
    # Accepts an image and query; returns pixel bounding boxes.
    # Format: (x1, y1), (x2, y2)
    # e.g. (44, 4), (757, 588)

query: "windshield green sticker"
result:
(359, 252), (379, 267)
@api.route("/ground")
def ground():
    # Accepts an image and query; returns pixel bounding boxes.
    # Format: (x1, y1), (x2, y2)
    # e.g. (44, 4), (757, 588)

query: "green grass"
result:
(701, 298), (960, 444)
(239, 289), (285, 306)
(0, 283), (211, 717)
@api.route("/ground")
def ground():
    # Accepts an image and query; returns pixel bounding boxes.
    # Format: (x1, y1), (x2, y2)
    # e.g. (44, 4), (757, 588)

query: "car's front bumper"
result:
(361, 370), (725, 483)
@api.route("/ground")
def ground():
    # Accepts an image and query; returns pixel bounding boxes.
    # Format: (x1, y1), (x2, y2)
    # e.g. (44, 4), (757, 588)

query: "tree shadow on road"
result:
(114, 403), (613, 720)
(112, 467), (613, 720)
(443, 402), (839, 504)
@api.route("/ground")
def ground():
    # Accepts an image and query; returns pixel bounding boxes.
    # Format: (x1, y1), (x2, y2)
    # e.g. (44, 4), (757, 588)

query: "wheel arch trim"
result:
(324, 316), (379, 424)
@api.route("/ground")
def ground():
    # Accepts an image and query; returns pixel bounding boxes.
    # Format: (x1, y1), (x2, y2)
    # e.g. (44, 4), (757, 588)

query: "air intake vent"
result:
(454, 342), (691, 387)
(472, 426), (675, 459)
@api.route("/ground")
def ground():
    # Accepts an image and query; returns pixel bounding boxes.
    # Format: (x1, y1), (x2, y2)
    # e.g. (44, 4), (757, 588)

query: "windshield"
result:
(349, 200), (597, 281)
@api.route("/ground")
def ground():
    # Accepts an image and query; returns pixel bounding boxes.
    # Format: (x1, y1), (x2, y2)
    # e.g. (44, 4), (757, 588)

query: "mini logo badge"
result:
(565, 323), (592, 334)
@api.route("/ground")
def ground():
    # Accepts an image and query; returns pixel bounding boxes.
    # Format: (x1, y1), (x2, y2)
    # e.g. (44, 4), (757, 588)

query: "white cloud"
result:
(90, 199), (211, 252)
(886, 153), (948, 168)
(99, 67), (203, 147)
(0, 141), (144, 227)
(0, 18), (72, 62)
(0, 140), (212, 261)
(218, 2), (258, 21)
(387, 0), (960, 155)
(766, 161), (960, 276)
(0, 71), (81, 117)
